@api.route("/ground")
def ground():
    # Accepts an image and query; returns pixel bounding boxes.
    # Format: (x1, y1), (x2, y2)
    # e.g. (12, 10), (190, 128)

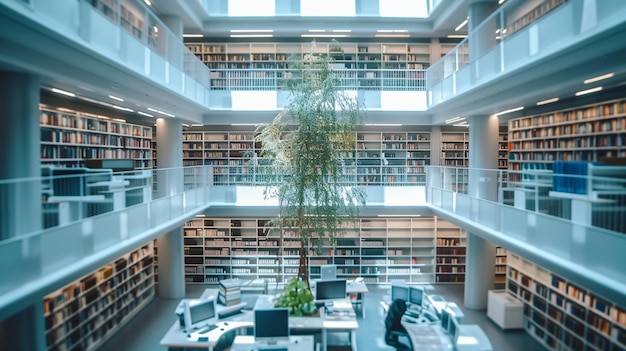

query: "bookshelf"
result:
(499, 132), (510, 169)
(508, 98), (626, 171)
(43, 242), (155, 351)
(182, 215), (470, 285)
(434, 219), (467, 284)
(507, 252), (626, 351)
(40, 107), (153, 169)
(181, 130), (431, 186)
(185, 41), (431, 90)
(495, 246), (508, 289)
(440, 131), (469, 167)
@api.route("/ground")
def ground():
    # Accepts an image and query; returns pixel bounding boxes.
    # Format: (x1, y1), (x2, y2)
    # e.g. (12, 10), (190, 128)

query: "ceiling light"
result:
(191, 124), (204, 127)
(108, 95), (124, 102)
(375, 34), (410, 38)
(308, 29), (326, 32)
(575, 86), (602, 96)
(143, 0), (151, 6)
(183, 34), (203, 38)
(455, 17), (469, 32)
(147, 107), (175, 117)
(182, 124), (190, 127)
(377, 29), (408, 33)
(332, 30), (351, 33)
(448, 35), (468, 39)
(230, 34), (274, 38)
(301, 34), (349, 38)
(584, 73), (614, 84)
(536, 97), (559, 106)
(495, 106), (524, 116)
(230, 29), (273, 33)
(453, 122), (469, 127)
(112, 105), (133, 112)
(51, 88), (75, 97)
(445, 117), (464, 124)
(498, 0), (506, 4)
(138, 111), (154, 117)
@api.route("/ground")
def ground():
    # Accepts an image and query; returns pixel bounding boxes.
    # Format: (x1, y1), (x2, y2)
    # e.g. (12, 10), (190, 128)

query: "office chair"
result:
(384, 299), (412, 351)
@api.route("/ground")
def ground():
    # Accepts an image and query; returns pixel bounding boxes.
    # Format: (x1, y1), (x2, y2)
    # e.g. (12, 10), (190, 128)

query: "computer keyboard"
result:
(197, 324), (218, 334)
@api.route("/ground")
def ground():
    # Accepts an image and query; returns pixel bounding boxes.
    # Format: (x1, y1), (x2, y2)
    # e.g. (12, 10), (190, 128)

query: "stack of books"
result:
(218, 279), (241, 306)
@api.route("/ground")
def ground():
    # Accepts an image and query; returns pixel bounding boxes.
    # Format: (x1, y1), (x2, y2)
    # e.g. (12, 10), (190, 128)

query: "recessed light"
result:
(536, 97), (559, 106)
(583, 73), (614, 84)
(495, 106), (524, 116)
(375, 34), (410, 38)
(230, 34), (274, 38)
(230, 29), (273, 33)
(301, 34), (349, 38)
(447, 35), (468, 39)
(445, 117), (464, 124)
(51, 88), (75, 97)
(332, 29), (351, 33)
(183, 34), (204, 38)
(112, 105), (133, 112)
(108, 95), (124, 102)
(575, 87), (602, 96)
(138, 111), (154, 117)
(308, 29), (326, 32)
(143, 0), (151, 6)
(455, 18), (469, 32)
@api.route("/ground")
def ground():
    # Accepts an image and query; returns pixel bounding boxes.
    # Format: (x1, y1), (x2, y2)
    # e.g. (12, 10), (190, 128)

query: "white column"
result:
(464, 114), (499, 309)
(0, 71), (42, 240)
(156, 117), (185, 299)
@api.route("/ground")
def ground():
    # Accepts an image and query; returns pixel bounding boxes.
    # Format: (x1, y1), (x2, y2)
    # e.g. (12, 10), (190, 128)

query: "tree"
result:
(255, 42), (366, 286)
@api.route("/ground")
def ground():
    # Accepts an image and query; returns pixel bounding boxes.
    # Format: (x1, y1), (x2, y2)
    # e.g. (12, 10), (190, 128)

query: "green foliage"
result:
(275, 278), (317, 316)
(255, 45), (366, 265)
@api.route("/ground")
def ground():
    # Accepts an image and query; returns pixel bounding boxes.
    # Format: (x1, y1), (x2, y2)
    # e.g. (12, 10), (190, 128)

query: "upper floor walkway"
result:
(1, 0), (625, 122)
(0, 164), (624, 319)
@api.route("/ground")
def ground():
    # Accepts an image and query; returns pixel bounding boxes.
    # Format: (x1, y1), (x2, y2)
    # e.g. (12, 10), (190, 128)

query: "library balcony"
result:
(2, 163), (626, 316)
(427, 0), (626, 117)
(426, 165), (626, 305)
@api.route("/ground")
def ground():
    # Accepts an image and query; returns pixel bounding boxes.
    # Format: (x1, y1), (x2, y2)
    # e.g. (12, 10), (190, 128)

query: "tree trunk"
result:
(298, 239), (309, 288)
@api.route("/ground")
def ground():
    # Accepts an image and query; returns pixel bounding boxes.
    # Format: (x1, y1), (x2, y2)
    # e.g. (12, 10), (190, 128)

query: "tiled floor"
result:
(99, 283), (547, 351)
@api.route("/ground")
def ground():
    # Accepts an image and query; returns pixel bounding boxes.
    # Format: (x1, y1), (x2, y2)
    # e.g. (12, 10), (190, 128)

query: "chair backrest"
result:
(385, 299), (407, 333)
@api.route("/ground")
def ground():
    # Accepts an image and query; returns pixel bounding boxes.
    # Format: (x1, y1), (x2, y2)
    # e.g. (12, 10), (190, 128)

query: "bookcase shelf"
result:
(508, 98), (626, 170)
(182, 215), (469, 285)
(507, 252), (626, 351)
(43, 242), (155, 351)
(40, 106), (153, 169)
(181, 129), (431, 186)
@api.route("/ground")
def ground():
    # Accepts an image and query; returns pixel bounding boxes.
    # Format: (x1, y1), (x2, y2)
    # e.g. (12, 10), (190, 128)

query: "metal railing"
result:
(0, 166), (213, 241)
(427, 166), (626, 235)
(208, 68), (426, 91)
(427, 0), (626, 106)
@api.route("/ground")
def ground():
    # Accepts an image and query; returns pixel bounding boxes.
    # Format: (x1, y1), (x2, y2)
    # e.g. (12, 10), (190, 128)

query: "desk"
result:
(346, 281), (368, 318)
(401, 322), (453, 351)
(456, 325), (493, 351)
(256, 295), (358, 351)
(230, 335), (314, 351)
(162, 295), (358, 351)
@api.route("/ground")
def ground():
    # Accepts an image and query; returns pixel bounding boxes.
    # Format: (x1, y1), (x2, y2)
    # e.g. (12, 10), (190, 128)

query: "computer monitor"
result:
(448, 313), (460, 344)
(320, 264), (337, 280)
(408, 286), (424, 307)
(315, 279), (347, 300)
(390, 284), (409, 301)
(440, 305), (451, 331)
(254, 308), (290, 343)
(183, 297), (218, 333)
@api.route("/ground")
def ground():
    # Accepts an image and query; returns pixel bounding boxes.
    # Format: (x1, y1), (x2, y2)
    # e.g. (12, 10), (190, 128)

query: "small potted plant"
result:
(275, 278), (317, 316)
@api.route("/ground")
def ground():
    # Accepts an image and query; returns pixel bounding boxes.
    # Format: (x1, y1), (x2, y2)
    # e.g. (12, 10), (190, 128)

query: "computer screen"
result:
(254, 308), (290, 342)
(184, 297), (217, 332)
(440, 306), (451, 331)
(391, 284), (409, 301)
(408, 286), (424, 307)
(315, 279), (347, 300)
(320, 264), (337, 280)
(448, 314), (460, 344)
